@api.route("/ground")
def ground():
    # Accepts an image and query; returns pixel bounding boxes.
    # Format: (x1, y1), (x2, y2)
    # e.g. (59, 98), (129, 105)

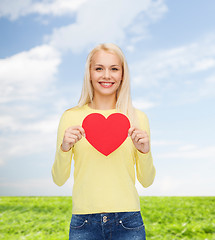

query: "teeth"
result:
(100, 82), (113, 86)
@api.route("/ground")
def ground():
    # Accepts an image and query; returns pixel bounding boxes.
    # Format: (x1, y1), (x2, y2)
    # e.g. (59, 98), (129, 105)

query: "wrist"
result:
(138, 149), (149, 154)
(60, 144), (71, 152)
(138, 145), (150, 154)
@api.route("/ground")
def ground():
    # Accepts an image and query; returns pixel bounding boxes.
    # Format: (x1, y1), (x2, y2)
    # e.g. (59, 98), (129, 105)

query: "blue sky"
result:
(0, 0), (214, 196)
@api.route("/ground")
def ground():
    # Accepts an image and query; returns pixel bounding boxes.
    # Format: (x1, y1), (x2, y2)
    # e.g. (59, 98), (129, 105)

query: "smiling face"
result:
(90, 50), (123, 100)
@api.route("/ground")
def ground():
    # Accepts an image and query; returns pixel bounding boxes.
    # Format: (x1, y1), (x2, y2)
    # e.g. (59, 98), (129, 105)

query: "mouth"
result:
(98, 82), (115, 88)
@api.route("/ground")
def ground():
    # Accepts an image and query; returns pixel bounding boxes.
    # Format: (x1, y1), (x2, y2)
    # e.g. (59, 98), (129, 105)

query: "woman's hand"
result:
(128, 127), (150, 154)
(61, 126), (85, 152)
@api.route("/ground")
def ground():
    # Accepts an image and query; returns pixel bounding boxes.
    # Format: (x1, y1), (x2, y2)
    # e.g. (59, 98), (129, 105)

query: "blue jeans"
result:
(69, 211), (146, 240)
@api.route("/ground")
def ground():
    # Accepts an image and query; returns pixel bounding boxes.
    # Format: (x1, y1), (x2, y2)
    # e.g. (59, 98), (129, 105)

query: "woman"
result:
(52, 43), (156, 240)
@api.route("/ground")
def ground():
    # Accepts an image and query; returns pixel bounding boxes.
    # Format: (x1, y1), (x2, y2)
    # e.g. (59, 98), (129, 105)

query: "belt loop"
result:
(115, 212), (118, 221)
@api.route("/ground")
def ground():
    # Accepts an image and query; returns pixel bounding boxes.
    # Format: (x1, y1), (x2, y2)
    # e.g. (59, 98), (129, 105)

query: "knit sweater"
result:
(52, 104), (156, 214)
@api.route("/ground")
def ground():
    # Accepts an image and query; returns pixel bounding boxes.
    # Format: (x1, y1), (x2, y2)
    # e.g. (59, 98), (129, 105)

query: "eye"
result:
(111, 67), (119, 71)
(96, 67), (103, 71)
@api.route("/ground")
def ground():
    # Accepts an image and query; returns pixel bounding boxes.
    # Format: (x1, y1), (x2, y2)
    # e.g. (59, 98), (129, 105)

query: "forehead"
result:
(91, 50), (121, 65)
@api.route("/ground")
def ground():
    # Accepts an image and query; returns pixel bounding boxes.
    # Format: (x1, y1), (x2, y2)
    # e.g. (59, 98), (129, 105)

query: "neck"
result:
(89, 95), (117, 110)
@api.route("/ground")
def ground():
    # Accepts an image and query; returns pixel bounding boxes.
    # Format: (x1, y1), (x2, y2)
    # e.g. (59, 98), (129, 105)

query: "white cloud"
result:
(198, 74), (215, 97)
(191, 58), (215, 72)
(178, 144), (197, 151)
(152, 140), (181, 146)
(0, 0), (32, 20)
(0, 113), (59, 133)
(133, 98), (158, 110)
(0, 44), (61, 103)
(0, 177), (74, 196)
(0, 158), (4, 167)
(48, 0), (167, 53)
(131, 34), (215, 88)
(129, 34), (215, 105)
(136, 173), (215, 196)
(143, 141), (215, 196)
(0, 124), (57, 166)
(0, 44), (63, 166)
(136, 141), (215, 196)
(32, 0), (87, 16)
(205, 75), (215, 84)
(0, 0), (168, 53)
(0, 0), (87, 20)
(158, 144), (215, 161)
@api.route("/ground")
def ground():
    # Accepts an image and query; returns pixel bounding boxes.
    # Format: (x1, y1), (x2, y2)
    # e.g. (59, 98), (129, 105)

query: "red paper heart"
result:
(82, 113), (131, 156)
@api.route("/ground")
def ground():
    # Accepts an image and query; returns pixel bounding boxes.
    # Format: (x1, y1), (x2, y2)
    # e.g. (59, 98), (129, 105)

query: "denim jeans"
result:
(69, 211), (146, 240)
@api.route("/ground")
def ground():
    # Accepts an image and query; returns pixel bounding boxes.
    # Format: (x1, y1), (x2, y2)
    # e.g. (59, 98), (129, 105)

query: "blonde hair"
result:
(78, 43), (138, 127)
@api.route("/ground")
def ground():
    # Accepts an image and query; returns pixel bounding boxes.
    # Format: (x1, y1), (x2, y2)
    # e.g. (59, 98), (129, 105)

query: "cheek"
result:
(90, 71), (94, 80)
(115, 72), (123, 82)
(91, 72), (101, 81)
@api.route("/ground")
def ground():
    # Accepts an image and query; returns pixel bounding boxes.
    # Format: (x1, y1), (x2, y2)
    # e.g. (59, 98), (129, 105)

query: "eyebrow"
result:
(94, 64), (121, 67)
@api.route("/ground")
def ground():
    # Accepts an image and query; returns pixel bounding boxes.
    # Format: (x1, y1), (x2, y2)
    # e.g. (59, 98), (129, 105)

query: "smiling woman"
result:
(51, 43), (156, 240)
(78, 43), (138, 126)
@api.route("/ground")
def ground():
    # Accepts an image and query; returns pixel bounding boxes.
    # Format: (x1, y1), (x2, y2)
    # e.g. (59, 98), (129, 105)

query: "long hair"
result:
(78, 43), (138, 127)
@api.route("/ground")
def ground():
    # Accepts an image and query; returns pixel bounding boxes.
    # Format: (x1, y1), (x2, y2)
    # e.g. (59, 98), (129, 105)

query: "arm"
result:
(135, 149), (156, 188)
(52, 112), (73, 186)
(129, 111), (156, 188)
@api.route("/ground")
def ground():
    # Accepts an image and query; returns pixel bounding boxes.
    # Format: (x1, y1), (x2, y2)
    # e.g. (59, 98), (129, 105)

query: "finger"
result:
(69, 138), (76, 145)
(134, 134), (144, 143)
(63, 137), (76, 147)
(66, 129), (79, 135)
(65, 135), (78, 144)
(131, 132), (136, 140)
(67, 132), (83, 141)
(135, 131), (148, 139)
(73, 126), (85, 137)
(66, 129), (83, 140)
(138, 138), (149, 144)
(129, 127), (143, 137)
(72, 133), (84, 142)
(142, 130), (148, 137)
(79, 126), (86, 136)
(71, 130), (83, 139)
(128, 127), (136, 136)
(64, 133), (78, 143)
(131, 130), (139, 139)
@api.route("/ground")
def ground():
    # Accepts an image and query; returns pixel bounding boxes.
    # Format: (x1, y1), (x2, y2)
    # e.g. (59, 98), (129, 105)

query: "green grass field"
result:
(0, 197), (214, 240)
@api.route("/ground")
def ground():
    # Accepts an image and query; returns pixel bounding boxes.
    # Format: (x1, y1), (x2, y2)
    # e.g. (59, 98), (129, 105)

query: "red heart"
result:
(82, 113), (131, 156)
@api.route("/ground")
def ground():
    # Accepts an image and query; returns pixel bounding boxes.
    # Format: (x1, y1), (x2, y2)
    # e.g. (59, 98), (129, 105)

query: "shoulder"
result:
(134, 108), (149, 122)
(65, 105), (81, 113)
(63, 105), (86, 116)
(133, 108), (150, 130)
(59, 105), (86, 123)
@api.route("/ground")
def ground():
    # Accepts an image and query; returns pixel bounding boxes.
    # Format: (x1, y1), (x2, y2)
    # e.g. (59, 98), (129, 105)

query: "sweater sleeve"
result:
(52, 112), (74, 186)
(135, 110), (156, 188)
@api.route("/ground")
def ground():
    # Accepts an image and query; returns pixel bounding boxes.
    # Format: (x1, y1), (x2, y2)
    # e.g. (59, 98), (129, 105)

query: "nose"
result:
(103, 69), (111, 79)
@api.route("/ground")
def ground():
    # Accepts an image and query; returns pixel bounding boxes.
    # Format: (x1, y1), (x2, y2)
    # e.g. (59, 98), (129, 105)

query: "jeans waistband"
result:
(72, 211), (140, 223)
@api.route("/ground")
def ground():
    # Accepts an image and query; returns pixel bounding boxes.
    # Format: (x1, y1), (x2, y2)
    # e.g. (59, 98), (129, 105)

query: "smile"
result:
(99, 82), (115, 88)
